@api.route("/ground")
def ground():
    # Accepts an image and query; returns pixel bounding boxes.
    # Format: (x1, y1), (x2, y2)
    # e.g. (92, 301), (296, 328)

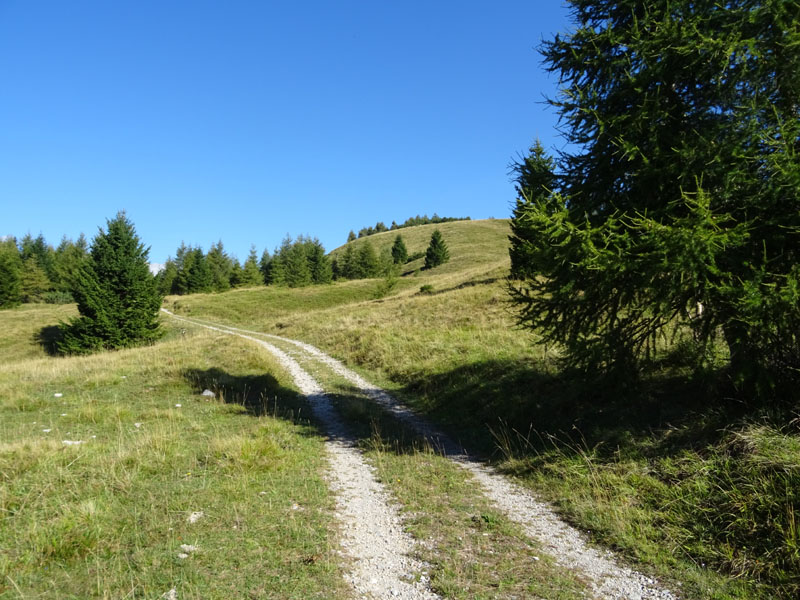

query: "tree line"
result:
(0, 233), (90, 308)
(347, 213), (469, 242)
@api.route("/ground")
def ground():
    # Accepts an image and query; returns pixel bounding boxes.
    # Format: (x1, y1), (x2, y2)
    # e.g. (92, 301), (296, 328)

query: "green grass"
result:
(168, 218), (800, 599)
(0, 303), (77, 364)
(0, 309), (348, 599)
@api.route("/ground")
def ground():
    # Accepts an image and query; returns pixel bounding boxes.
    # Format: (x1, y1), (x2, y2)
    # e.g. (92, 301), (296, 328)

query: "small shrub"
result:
(419, 284), (434, 295)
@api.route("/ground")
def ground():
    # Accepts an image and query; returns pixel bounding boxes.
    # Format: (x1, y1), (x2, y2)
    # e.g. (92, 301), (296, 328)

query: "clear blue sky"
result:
(0, 1), (572, 265)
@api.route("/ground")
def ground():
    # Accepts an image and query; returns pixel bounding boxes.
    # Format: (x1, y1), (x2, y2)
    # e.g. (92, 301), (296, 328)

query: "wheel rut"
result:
(162, 310), (679, 600)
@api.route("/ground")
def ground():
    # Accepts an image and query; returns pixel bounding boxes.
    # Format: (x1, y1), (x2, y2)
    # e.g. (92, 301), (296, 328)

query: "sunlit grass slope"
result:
(0, 308), (347, 599)
(170, 217), (800, 599)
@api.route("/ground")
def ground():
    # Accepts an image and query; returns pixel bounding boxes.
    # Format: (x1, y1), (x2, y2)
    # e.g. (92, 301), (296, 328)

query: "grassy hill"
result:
(4, 217), (798, 598)
(167, 217), (800, 600)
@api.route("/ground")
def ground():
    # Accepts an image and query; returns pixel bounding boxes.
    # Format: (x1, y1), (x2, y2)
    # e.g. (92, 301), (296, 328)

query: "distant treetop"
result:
(350, 214), (470, 241)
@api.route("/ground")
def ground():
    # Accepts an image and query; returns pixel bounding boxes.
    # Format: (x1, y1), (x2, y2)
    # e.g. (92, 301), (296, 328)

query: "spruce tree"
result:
(239, 245), (265, 287)
(513, 0), (800, 392)
(0, 238), (23, 308)
(284, 239), (312, 288)
(424, 229), (449, 269)
(508, 141), (556, 280)
(207, 241), (233, 292)
(347, 230), (357, 243)
(20, 257), (51, 302)
(391, 234), (408, 264)
(186, 248), (213, 293)
(58, 212), (162, 354)
(259, 249), (272, 284)
(305, 238), (332, 284)
(357, 241), (379, 278)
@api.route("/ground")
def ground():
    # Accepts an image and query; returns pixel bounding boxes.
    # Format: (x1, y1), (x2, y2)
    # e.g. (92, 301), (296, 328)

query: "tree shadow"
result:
(183, 367), (310, 421)
(391, 357), (751, 465)
(35, 325), (64, 356)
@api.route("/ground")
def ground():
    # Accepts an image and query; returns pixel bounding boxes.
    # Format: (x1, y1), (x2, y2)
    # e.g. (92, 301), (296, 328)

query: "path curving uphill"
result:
(162, 309), (679, 600)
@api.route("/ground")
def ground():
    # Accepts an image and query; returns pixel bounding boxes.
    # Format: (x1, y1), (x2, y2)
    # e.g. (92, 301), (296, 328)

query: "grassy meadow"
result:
(0, 312), (348, 599)
(168, 218), (800, 600)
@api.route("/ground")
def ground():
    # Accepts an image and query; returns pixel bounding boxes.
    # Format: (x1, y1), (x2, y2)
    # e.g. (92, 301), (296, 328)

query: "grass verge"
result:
(0, 311), (347, 599)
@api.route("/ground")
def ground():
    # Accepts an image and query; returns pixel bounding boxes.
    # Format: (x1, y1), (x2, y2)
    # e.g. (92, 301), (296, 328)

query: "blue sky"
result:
(0, 1), (572, 265)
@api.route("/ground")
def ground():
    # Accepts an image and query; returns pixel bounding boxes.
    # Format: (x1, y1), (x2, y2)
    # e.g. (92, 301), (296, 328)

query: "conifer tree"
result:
(339, 244), (358, 280)
(0, 238), (23, 308)
(20, 257), (51, 302)
(58, 212), (162, 354)
(424, 230), (449, 269)
(347, 230), (357, 243)
(186, 248), (213, 293)
(53, 234), (89, 293)
(305, 238), (332, 284)
(513, 0), (800, 392)
(357, 241), (379, 278)
(239, 245), (264, 287)
(391, 234), (408, 264)
(508, 141), (556, 280)
(284, 239), (312, 288)
(157, 259), (178, 296)
(259, 249), (272, 284)
(206, 241), (233, 292)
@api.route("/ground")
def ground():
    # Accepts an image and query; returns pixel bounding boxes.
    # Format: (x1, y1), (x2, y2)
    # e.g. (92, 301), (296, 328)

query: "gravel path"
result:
(163, 310), (679, 600)
(162, 310), (439, 600)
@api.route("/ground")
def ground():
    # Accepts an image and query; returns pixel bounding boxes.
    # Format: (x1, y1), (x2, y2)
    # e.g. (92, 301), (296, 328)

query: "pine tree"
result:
(284, 238), (312, 288)
(347, 230), (357, 243)
(0, 238), (23, 308)
(339, 244), (358, 280)
(508, 141), (556, 280)
(259, 249), (272, 284)
(239, 245), (264, 287)
(305, 238), (332, 284)
(513, 0), (800, 392)
(20, 257), (51, 302)
(52, 234), (89, 293)
(424, 230), (449, 269)
(357, 241), (379, 278)
(157, 259), (178, 296)
(186, 248), (213, 293)
(58, 212), (162, 354)
(207, 240), (233, 292)
(391, 234), (408, 264)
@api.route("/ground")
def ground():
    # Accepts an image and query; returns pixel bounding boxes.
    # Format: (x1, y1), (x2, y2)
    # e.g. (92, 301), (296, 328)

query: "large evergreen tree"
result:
(206, 240), (234, 292)
(424, 230), (450, 269)
(305, 238), (332, 284)
(512, 0), (800, 393)
(59, 212), (162, 354)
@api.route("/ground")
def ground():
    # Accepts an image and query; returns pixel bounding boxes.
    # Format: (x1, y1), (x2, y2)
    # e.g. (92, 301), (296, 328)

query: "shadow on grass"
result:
(35, 324), (64, 356)
(393, 357), (753, 462)
(184, 367), (310, 421)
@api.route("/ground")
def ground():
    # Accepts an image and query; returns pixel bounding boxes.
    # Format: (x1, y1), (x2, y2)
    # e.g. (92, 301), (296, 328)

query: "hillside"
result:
(3, 217), (797, 598)
(167, 218), (800, 600)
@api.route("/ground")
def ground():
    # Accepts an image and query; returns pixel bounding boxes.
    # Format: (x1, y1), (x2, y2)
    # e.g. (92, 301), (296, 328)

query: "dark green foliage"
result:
(0, 238), (23, 308)
(58, 212), (162, 354)
(356, 241), (380, 278)
(282, 241), (312, 288)
(52, 234), (89, 293)
(347, 230), (357, 243)
(238, 246), (265, 287)
(512, 0), (800, 394)
(391, 234), (408, 265)
(19, 233), (56, 283)
(305, 238), (333, 284)
(508, 141), (556, 280)
(259, 249), (272, 284)
(424, 230), (450, 269)
(20, 257), (52, 303)
(207, 241), (234, 292)
(157, 260), (178, 296)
